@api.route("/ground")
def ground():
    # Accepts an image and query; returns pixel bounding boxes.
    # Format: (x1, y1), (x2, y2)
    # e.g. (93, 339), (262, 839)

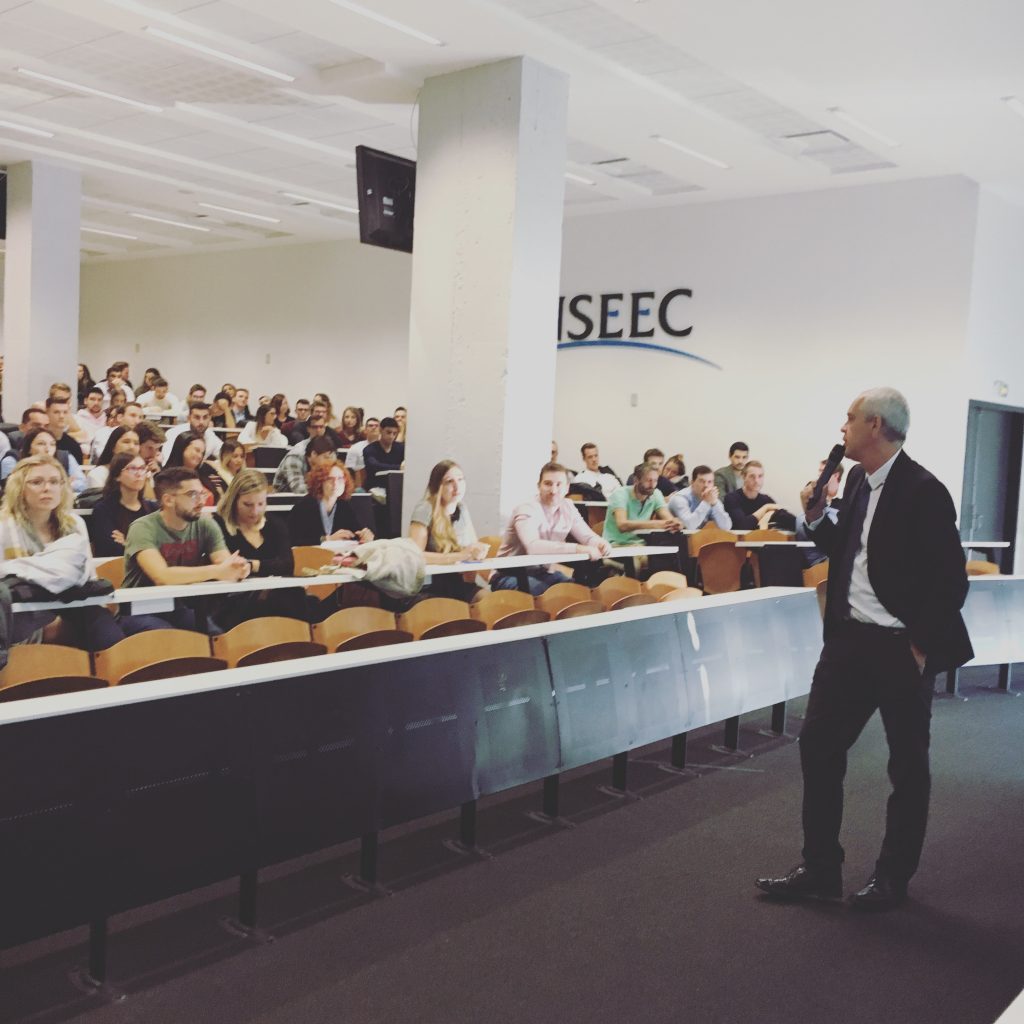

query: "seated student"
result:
(574, 443), (622, 499)
(337, 406), (362, 449)
(237, 403), (287, 450)
(77, 386), (107, 443)
(270, 394), (294, 436)
(286, 462), (374, 548)
(77, 363), (96, 407)
(229, 388), (253, 428)
(213, 469), (312, 628)
(714, 441), (749, 498)
(394, 406), (407, 443)
(86, 426), (140, 490)
(493, 461), (611, 595)
(2, 427), (88, 494)
(161, 401), (222, 463)
(98, 364), (134, 407)
(165, 431), (216, 505)
(362, 416), (404, 489)
(0, 455), (139, 649)
(5, 407), (50, 456)
(288, 398), (311, 439)
(203, 439), (246, 499)
(89, 453), (157, 557)
(344, 417), (380, 490)
(273, 427), (336, 495)
(604, 462), (684, 545)
(723, 460), (779, 529)
(136, 377), (181, 417)
(668, 464), (732, 530)
(626, 448), (676, 498)
(89, 404), (125, 464)
(122, 467), (251, 630)
(210, 391), (236, 429)
(48, 382), (90, 448)
(45, 394), (84, 467)
(409, 460), (489, 600)
(135, 421), (166, 501)
(663, 453), (688, 491)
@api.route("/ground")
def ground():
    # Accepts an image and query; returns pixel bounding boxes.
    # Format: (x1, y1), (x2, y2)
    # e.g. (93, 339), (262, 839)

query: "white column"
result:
(404, 57), (569, 536)
(3, 161), (81, 416)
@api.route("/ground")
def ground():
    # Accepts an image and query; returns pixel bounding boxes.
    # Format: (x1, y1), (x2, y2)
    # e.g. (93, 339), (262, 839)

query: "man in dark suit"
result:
(757, 387), (972, 910)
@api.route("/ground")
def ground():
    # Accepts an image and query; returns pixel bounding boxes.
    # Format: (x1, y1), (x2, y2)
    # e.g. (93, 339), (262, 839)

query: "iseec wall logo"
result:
(556, 287), (720, 368)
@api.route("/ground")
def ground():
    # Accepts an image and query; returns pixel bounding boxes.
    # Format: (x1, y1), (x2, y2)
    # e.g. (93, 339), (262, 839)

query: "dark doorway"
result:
(960, 400), (1024, 572)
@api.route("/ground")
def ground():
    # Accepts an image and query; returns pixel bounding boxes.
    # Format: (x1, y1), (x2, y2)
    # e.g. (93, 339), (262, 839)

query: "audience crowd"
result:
(0, 360), (832, 655)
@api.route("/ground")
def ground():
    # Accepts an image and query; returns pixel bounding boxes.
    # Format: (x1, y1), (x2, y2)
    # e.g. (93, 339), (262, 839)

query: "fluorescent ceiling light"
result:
(0, 118), (55, 138)
(826, 107), (899, 147)
(15, 67), (162, 112)
(142, 26), (295, 82)
(325, 0), (444, 46)
(130, 212), (211, 232)
(82, 226), (139, 240)
(650, 134), (730, 169)
(198, 201), (281, 223)
(280, 191), (358, 213)
(1002, 96), (1024, 119)
(565, 171), (596, 186)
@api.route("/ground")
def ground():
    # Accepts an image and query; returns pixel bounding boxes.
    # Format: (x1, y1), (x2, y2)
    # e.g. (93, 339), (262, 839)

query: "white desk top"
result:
(962, 541), (1010, 549)
(737, 540), (815, 548)
(610, 544), (680, 556)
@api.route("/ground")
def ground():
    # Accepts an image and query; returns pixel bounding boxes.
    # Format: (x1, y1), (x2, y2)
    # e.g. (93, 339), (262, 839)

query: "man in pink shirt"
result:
(494, 462), (612, 595)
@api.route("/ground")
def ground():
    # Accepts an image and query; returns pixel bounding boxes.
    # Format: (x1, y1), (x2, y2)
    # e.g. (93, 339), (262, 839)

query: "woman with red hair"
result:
(286, 461), (374, 547)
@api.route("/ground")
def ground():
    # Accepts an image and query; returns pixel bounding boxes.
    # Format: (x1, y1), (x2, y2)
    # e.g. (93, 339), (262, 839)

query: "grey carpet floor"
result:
(3, 669), (1022, 1024)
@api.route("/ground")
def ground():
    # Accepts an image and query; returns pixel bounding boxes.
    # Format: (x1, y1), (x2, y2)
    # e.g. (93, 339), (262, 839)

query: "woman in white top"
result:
(86, 427), (141, 490)
(1, 428), (88, 494)
(237, 403), (287, 450)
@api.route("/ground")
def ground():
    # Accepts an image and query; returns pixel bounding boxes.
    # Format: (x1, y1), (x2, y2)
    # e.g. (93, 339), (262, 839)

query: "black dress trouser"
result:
(799, 619), (934, 883)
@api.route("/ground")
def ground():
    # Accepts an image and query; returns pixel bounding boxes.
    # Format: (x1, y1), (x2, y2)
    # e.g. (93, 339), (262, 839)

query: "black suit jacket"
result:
(811, 449), (972, 672)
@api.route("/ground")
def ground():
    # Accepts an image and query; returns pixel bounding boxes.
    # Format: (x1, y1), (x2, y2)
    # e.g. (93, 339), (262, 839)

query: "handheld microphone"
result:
(808, 443), (846, 510)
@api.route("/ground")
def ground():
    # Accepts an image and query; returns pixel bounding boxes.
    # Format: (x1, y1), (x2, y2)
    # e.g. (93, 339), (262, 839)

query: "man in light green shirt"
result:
(603, 462), (684, 545)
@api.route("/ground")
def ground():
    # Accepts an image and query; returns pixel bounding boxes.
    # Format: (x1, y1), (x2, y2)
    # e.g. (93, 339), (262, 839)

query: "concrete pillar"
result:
(2, 161), (81, 417)
(404, 57), (569, 535)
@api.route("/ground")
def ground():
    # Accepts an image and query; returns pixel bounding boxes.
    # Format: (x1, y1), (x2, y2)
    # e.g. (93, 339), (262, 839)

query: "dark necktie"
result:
(833, 476), (872, 618)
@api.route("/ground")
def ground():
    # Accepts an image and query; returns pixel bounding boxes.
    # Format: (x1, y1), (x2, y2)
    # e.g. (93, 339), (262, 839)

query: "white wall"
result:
(556, 176), (981, 512)
(78, 241), (413, 419)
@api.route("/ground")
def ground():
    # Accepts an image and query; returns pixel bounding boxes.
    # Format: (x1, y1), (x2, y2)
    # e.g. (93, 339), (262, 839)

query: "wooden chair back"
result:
(291, 545), (344, 600)
(313, 607), (397, 651)
(816, 579), (828, 618)
(334, 629), (414, 652)
(93, 558), (125, 590)
(419, 618), (488, 642)
(94, 630), (214, 685)
(593, 576), (643, 610)
(536, 582), (591, 617)
(966, 559), (999, 576)
(398, 597), (473, 640)
(0, 675), (107, 702)
(0, 644), (92, 687)
(118, 657), (228, 685)
(471, 590), (534, 627)
(697, 541), (749, 595)
(802, 560), (829, 588)
(743, 528), (789, 542)
(212, 616), (321, 668)
(645, 570), (688, 592)
(688, 524), (736, 556)
(659, 587), (704, 602)
(477, 534), (502, 559)
(645, 582), (678, 600)
(609, 592), (658, 611)
(492, 608), (550, 630)
(554, 600), (605, 620)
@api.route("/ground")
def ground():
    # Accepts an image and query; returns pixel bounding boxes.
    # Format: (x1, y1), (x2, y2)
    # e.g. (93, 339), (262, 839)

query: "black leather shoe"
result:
(849, 875), (907, 911)
(756, 864), (842, 902)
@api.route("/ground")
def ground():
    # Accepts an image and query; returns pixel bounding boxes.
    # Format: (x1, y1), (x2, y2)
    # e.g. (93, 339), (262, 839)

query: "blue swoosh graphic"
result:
(556, 338), (722, 369)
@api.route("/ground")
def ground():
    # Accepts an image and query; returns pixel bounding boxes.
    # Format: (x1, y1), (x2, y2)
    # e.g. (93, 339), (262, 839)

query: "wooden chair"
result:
(816, 579), (828, 618)
(609, 592), (658, 611)
(398, 597), (487, 641)
(536, 581), (592, 618)
(554, 599), (605, 620)
(743, 528), (790, 542)
(802, 560), (829, 588)
(688, 524), (736, 557)
(646, 582), (679, 600)
(313, 607), (398, 652)
(659, 587), (705, 602)
(335, 629), (414, 651)
(477, 534), (502, 559)
(0, 645), (106, 702)
(966, 560), (999, 576)
(292, 544), (345, 600)
(697, 541), (749, 595)
(492, 608), (550, 630)
(94, 630), (225, 686)
(93, 558), (125, 589)
(212, 617), (326, 668)
(593, 576), (643, 610)
(471, 590), (535, 628)
(645, 570), (688, 592)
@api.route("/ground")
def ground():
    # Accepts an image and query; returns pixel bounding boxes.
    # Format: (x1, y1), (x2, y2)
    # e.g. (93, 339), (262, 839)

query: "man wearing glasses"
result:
(123, 467), (250, 629)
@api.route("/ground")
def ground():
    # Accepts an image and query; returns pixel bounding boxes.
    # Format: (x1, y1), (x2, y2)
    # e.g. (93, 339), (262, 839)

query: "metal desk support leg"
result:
(344, 831), (392, 896)
(598, 752), (641, 800)
(997, 664), (1017, 694)
(527, 774), (575, 828)
(69, 917), (124, 1002)
(444, 800), (492, 858)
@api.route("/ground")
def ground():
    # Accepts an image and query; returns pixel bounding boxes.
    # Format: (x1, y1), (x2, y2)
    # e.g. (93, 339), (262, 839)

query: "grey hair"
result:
(858, 387), (909, 443)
